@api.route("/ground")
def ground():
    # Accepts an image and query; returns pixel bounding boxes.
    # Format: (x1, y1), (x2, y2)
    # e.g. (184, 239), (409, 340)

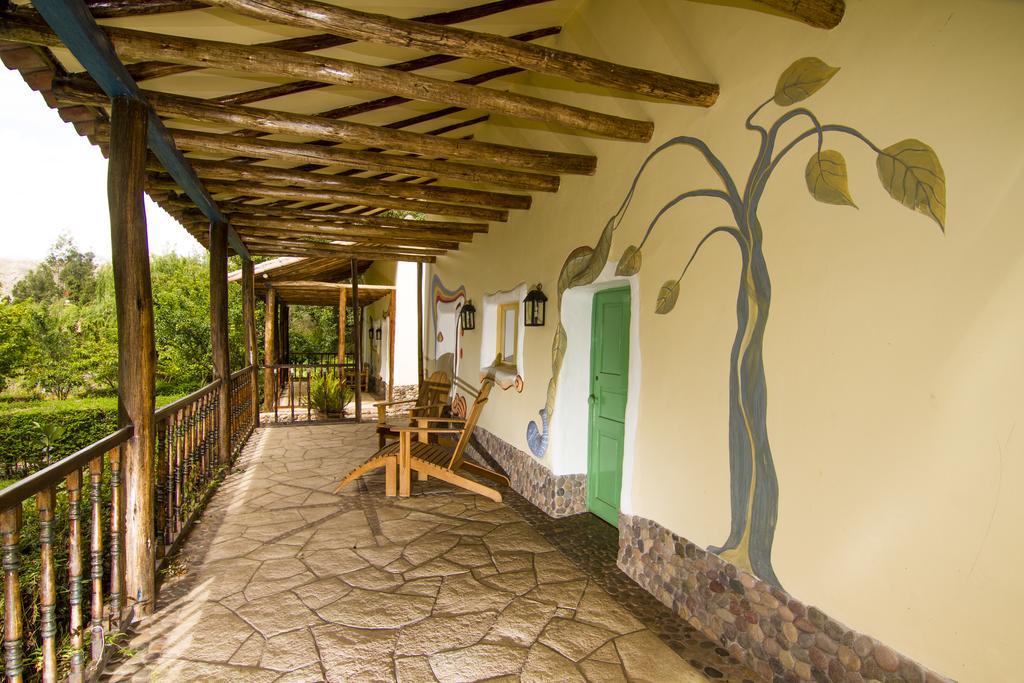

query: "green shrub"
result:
(309, 373), (352, 416)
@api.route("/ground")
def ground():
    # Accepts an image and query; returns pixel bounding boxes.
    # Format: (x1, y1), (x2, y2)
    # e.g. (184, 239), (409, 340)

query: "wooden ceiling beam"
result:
(146, 176), (510, 222)
(747, 0), (845, 29)
(241, 240), (437, 263)
(9, 18), (652, 140)
(242, 236), (445, 256)
(85, 0), (205, 18)
(53, 80), (598, 175)
(206, 0), (718, 107)
(173, 158), (532, 210)
(229, 225), (461, 251)
(181, 213), (478, 244)
(123, 0), (555, 81)
(150, 126), (558, 192)
(213, 26), (559, 108)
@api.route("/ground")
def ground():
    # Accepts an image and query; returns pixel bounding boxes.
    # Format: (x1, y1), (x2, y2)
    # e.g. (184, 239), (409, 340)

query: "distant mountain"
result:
(0, 259), (36, 297)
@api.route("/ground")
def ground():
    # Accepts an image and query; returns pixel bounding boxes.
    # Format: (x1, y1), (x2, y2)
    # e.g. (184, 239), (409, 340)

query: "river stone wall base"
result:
(468, 427), (587, 518)
(618, 514), (950, 683)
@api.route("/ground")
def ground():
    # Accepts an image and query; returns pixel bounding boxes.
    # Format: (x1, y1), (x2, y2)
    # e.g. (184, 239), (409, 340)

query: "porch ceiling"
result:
(270, 279), (394, 306)
(0, 0), (723, 273)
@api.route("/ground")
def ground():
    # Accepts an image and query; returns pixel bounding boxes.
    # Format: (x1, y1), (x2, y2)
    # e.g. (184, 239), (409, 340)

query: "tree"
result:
(22, 302), (86, 400)
(532, 57), (946, 588)
(0, 300), (32, 391)
(12, 234), (97, 305)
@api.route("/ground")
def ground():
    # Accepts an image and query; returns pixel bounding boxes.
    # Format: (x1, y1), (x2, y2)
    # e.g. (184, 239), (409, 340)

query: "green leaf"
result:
(774, 57), (840, 106)
(655, 280), (679, 315)
(805, 149), (856, 207)
(876, 139), (946, 231)
(615, 246), (642, 276)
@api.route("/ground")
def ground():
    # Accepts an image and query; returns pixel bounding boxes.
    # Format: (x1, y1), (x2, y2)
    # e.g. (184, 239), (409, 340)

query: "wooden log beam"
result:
(226, 217), (474, 244)
(8, 18), (654, 140)
(123, 0), (555, 81)
(209, 221), (232, 468)
(173, 158), (532, 210)
(107, 97), (157, 616)
(146, 127), (559, 192)
(53, 80), (597, 175)
(747, 0), (845, 29)
(246, 243), (437, 263)
(164, 200), (488, 233)
(146, 175), (509, 222)
(263, 286), (276, 410)
(85, 1), (205, 18)
(230, 225), (461, 251)
(240, 235), (445, 258)
(213, 26), (559, 108)
(206, 0), (719, 107)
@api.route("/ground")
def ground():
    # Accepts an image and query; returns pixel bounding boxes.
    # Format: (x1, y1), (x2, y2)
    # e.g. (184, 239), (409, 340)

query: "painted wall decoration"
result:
(531, 57), (947, 588)
(431, 274), (466, 380)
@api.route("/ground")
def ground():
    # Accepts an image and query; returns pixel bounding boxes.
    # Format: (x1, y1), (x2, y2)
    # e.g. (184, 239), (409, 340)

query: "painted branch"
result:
(176, 158), (532, 210)
(213, 27), (559, 108)
(11, 19), (654, 140)
(107, 97), (157, 616)
(209, 221), (232, 467)
(147, 127), (559, 192)
(748, 0), (845, 29)
(263, 287), (276, 411)
(123, 0), (554, 81)
(147, 176), (510, 222)
(206, 0), (719, 106)
(53, 83), (596, 176)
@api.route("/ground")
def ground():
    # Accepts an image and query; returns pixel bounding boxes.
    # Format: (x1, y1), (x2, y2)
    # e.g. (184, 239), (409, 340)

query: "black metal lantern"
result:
(460, 300), (476, 331)
(375, 326), (382, 341)
(523, 284), (547, 327)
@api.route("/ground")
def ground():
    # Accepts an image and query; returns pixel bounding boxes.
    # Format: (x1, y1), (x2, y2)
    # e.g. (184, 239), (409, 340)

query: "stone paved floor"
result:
(106, 423), (758, 682)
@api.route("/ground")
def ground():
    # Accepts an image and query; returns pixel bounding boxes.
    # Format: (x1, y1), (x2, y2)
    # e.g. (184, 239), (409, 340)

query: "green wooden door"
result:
(587, 287), (630, 526)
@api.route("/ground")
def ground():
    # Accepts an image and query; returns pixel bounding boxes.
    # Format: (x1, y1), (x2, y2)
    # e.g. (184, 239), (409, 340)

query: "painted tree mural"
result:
(529, 57), (946, 588)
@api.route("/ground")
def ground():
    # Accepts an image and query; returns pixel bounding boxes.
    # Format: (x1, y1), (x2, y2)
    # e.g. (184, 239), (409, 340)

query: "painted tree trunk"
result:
(709, 220), (782, 588)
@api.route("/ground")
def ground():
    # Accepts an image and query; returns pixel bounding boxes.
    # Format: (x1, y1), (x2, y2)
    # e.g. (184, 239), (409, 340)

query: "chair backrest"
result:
(447, 378), (493, 470)
(417, 371), (451, 417)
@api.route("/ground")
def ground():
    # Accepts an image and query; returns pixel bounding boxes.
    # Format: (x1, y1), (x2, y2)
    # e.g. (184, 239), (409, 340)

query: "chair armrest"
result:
(374, 398), (418, 408)
(414, 417), (466, 425)
(409, 403), (450, 415)
(394, 426), (463, 435)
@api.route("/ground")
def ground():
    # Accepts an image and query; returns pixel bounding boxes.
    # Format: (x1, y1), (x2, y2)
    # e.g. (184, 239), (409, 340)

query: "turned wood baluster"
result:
(88, 457), (104, 663)
(173, 412), (183, 534)
(37, 488), (57, 682)
(66, 470), (85, 682)
(154, 425), (166, 560)
(2, 507), (24, 682)
(109, 447), (125, 630)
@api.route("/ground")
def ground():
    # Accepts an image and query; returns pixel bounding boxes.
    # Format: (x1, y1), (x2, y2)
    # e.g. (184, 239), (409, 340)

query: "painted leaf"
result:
(655, 280), (679, 315)
(804, 149), (856, 207)
(876, 139), (946, 231)
(773, 57), (840, 106)
(615, 246), (642, 276)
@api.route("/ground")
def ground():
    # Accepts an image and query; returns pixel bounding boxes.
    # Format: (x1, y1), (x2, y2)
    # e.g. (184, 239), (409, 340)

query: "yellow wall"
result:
(429, 1), (1024, 679)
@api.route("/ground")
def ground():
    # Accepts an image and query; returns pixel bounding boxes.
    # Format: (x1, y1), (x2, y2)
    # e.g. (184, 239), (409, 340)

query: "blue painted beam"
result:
(31, 0), (250, 259)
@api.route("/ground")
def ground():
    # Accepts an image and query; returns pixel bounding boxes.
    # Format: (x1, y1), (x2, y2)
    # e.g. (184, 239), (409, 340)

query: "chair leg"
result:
(385, 459), (396, 497)
(398, 433), (412, 497)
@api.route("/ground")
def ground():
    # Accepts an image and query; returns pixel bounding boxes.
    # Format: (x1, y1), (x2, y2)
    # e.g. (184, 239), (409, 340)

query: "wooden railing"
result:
(0, 367), (259, 681)
(264, 363), (352, 424)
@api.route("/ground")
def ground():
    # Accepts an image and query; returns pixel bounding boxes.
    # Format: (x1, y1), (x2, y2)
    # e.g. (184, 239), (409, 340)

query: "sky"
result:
(0, 69), (202, 262)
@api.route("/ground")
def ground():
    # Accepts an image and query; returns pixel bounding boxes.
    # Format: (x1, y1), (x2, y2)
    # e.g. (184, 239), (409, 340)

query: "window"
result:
(496, 302), (519, 367)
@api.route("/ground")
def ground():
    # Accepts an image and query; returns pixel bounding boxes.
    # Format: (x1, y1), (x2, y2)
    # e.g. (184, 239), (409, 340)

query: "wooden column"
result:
(241, 258), (259, 428)
(108, 96), (157, 617)
(209, 221), (231, 466)
(337, 286), (347, 395)
(280, 304), (290, 364)
(387, 291), (396, 403)
(351, 259), (362, 422)
(263, 286), (277, 410)
(416, 262), (424, 383)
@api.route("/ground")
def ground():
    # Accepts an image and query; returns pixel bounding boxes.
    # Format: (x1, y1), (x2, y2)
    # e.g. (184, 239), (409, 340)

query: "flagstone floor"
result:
(106, 423), (758, 682)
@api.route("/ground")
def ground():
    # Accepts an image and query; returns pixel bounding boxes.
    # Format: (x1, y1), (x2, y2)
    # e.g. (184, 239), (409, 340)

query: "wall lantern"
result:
(460, 300), (476, 331)
(375, 326), (382, 341)
(523, 284), (547, 327)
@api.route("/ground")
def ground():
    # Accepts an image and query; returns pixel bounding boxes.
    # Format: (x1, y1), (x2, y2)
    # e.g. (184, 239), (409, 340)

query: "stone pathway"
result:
(106, 423), (753, 682)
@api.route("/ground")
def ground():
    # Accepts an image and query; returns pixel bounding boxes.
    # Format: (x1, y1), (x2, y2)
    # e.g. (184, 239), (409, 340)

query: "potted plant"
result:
(309, 372), (352, 419)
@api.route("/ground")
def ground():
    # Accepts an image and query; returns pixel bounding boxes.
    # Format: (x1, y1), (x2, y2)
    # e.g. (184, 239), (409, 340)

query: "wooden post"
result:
(387, 290), (396, 403)
(241, 258), (260, 427)
(338, 285), (347, 406)
(210, 221), (231, 468)
(280, 304), (290, 364)
(108, 96), (157, 617)
(351, 259), (362, 422)
(263, 286), (277, 411)
(416, 262), (424, 383)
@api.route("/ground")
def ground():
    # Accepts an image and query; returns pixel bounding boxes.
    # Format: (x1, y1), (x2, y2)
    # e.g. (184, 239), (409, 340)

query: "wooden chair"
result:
(374, 370), (452, 448)
(334, 378), (510, 502)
